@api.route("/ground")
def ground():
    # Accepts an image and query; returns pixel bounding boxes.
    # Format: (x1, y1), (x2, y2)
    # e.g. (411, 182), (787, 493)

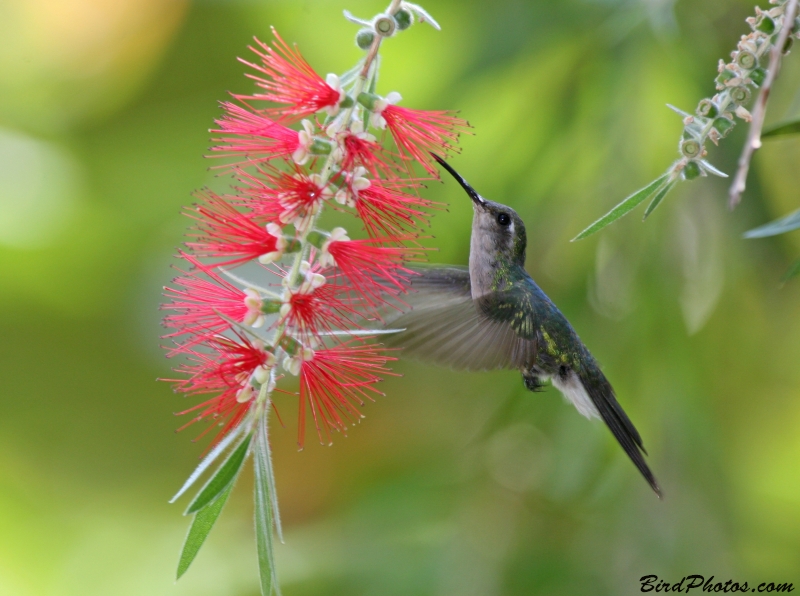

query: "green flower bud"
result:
(310, 139), (333, 155)
(729, 86), (751, 104)
(356, 28), (375, 50)
(697, 99), (719, 118)
(736, 50), (757, 70)
(356, 92), (380, 110)
(305, 230), (328, 249)
(756, 15), (775, 34)
(394, 9), (413, 30)
(262, 301), (282, 315)
(680, 139), (701, 159)
(279, 336), (302, 355)
(712, 116), (735, 137)
(749, 67), (767, 86)
(715, 69), (736, 87)
(284, 239), (301, 254)
(783, 36), (794, 55)
(374, 15), (396, 36)
(683, 161), (701, 180)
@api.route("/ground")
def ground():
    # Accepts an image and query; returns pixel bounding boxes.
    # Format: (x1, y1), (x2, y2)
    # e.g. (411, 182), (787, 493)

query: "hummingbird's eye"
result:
(496, 213), (511, 226)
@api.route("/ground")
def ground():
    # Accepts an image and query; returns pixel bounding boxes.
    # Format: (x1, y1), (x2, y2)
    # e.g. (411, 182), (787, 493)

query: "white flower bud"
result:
(258, 250), (284, 264)
(293, 120), (316, 165)
(283, 355), (302, 376)
(252, 365), (270, 385)
(324, 73), (345, 116)
(243, 289), (265, 327)
(236, 385), (254, 403)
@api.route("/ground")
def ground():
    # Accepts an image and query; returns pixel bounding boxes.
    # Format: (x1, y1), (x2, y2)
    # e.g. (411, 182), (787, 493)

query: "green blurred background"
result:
(1, 0), (799, 594)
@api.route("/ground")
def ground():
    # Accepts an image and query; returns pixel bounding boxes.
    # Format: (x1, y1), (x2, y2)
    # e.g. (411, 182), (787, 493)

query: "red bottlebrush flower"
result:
(379, 104), (468, 175)
(237, 30), (344, 119)
(227, 167), (287, 223)
(320, 229), (424, 312)
(171, 334), (273, 444)
(298, 340), (396, 447)
(351, 176), (439, 238)
(211, 102), (311, 166)
(277, 263), (361, 342)
(230, 164), (332, 232)
(333, 127), (397, 178)
(163, 253), (265, 352)
(185, 190), (284, 266)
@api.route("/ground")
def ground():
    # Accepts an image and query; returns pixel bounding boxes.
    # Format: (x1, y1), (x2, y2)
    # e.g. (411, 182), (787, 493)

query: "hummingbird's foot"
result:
(522, 372), (546, 392)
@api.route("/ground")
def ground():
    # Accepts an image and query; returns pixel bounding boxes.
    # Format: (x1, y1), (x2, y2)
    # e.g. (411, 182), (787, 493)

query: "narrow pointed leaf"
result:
(699, 160), (728, 178)
(185, 433), (252, 514)
(176, 482), (234, 580)
(781, 258), (800, 284)
(763, 119), (800, 137)
(254, 415), (281, 596)
(642, 180), (677, 220)
(170, 419), (247, 503)
(572, 175), (668, 241)
(743, 208), (800, 238)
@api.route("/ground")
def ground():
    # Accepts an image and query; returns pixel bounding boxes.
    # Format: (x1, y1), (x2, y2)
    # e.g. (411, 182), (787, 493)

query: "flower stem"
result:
(729, 0), (799, 208)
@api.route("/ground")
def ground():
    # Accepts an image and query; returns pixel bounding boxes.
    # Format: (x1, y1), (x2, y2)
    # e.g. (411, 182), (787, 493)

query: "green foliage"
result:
(642, 179), (678, 220)
(743, 208), (800, 238)
(572, 175), (669, 240)
(782, 258), (800, 283)
(185, 434), (252, 514)
(176, 483), (235, 580)
(763, 118), (800, 137)
(254, 419), (280, 596)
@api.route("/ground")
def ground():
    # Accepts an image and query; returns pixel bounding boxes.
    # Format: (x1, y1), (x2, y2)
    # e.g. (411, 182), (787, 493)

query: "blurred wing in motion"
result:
(382, 266), (537, 371)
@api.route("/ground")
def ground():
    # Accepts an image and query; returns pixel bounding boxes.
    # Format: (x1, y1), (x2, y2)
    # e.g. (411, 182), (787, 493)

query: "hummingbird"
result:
(384, 154), (661, 497)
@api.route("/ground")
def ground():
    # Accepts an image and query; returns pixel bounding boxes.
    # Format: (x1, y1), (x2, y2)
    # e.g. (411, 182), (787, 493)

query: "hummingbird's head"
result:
(432, 155), (527, 267)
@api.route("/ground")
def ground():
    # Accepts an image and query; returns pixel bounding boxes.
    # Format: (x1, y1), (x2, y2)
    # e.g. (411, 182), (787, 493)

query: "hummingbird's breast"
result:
(469, 220), (515, 298)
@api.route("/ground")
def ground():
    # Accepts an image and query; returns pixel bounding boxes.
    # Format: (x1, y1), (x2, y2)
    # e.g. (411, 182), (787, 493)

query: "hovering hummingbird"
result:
(384, 155), (661, 497)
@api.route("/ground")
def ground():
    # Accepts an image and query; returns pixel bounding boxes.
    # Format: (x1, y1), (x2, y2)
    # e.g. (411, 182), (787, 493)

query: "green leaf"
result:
(781, 258), (800, 284)
(743, 208), (800, 238)
(642, 180), (677, 220)
(254, 415), (281, 596)
(176, 482), (234, 580)
(762, 119), (800, 138)
(572, 174), (669, 241)
(170, 420), (248, 503)
(185, 433), (252, 514)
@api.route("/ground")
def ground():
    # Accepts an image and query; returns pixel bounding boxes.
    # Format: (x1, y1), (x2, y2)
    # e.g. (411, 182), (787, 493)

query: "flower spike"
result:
(238, 30), (346, 119)
(163, 10), (461, 592)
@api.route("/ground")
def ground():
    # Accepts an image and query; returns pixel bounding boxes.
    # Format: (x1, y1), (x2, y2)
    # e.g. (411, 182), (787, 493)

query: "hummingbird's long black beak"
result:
(431, 154), (487, 209)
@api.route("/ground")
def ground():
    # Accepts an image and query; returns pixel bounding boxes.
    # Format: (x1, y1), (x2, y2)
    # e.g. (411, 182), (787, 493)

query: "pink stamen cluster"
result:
(163, 28), (468, 448)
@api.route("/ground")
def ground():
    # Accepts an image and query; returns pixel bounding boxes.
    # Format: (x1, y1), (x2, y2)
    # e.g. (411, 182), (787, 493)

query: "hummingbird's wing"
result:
(381, 266), (537, 371)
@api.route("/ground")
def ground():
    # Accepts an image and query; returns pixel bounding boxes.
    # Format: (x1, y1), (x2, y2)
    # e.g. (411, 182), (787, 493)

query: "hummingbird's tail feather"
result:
(576, 363), (662, 498)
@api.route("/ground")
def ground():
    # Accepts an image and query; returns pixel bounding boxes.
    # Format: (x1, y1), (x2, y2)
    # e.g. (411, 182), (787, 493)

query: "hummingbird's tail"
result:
(575, 361), (662, 498)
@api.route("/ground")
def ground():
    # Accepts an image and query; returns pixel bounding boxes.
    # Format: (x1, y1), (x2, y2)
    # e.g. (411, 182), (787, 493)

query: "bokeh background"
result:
(2, 0), (800, 594)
